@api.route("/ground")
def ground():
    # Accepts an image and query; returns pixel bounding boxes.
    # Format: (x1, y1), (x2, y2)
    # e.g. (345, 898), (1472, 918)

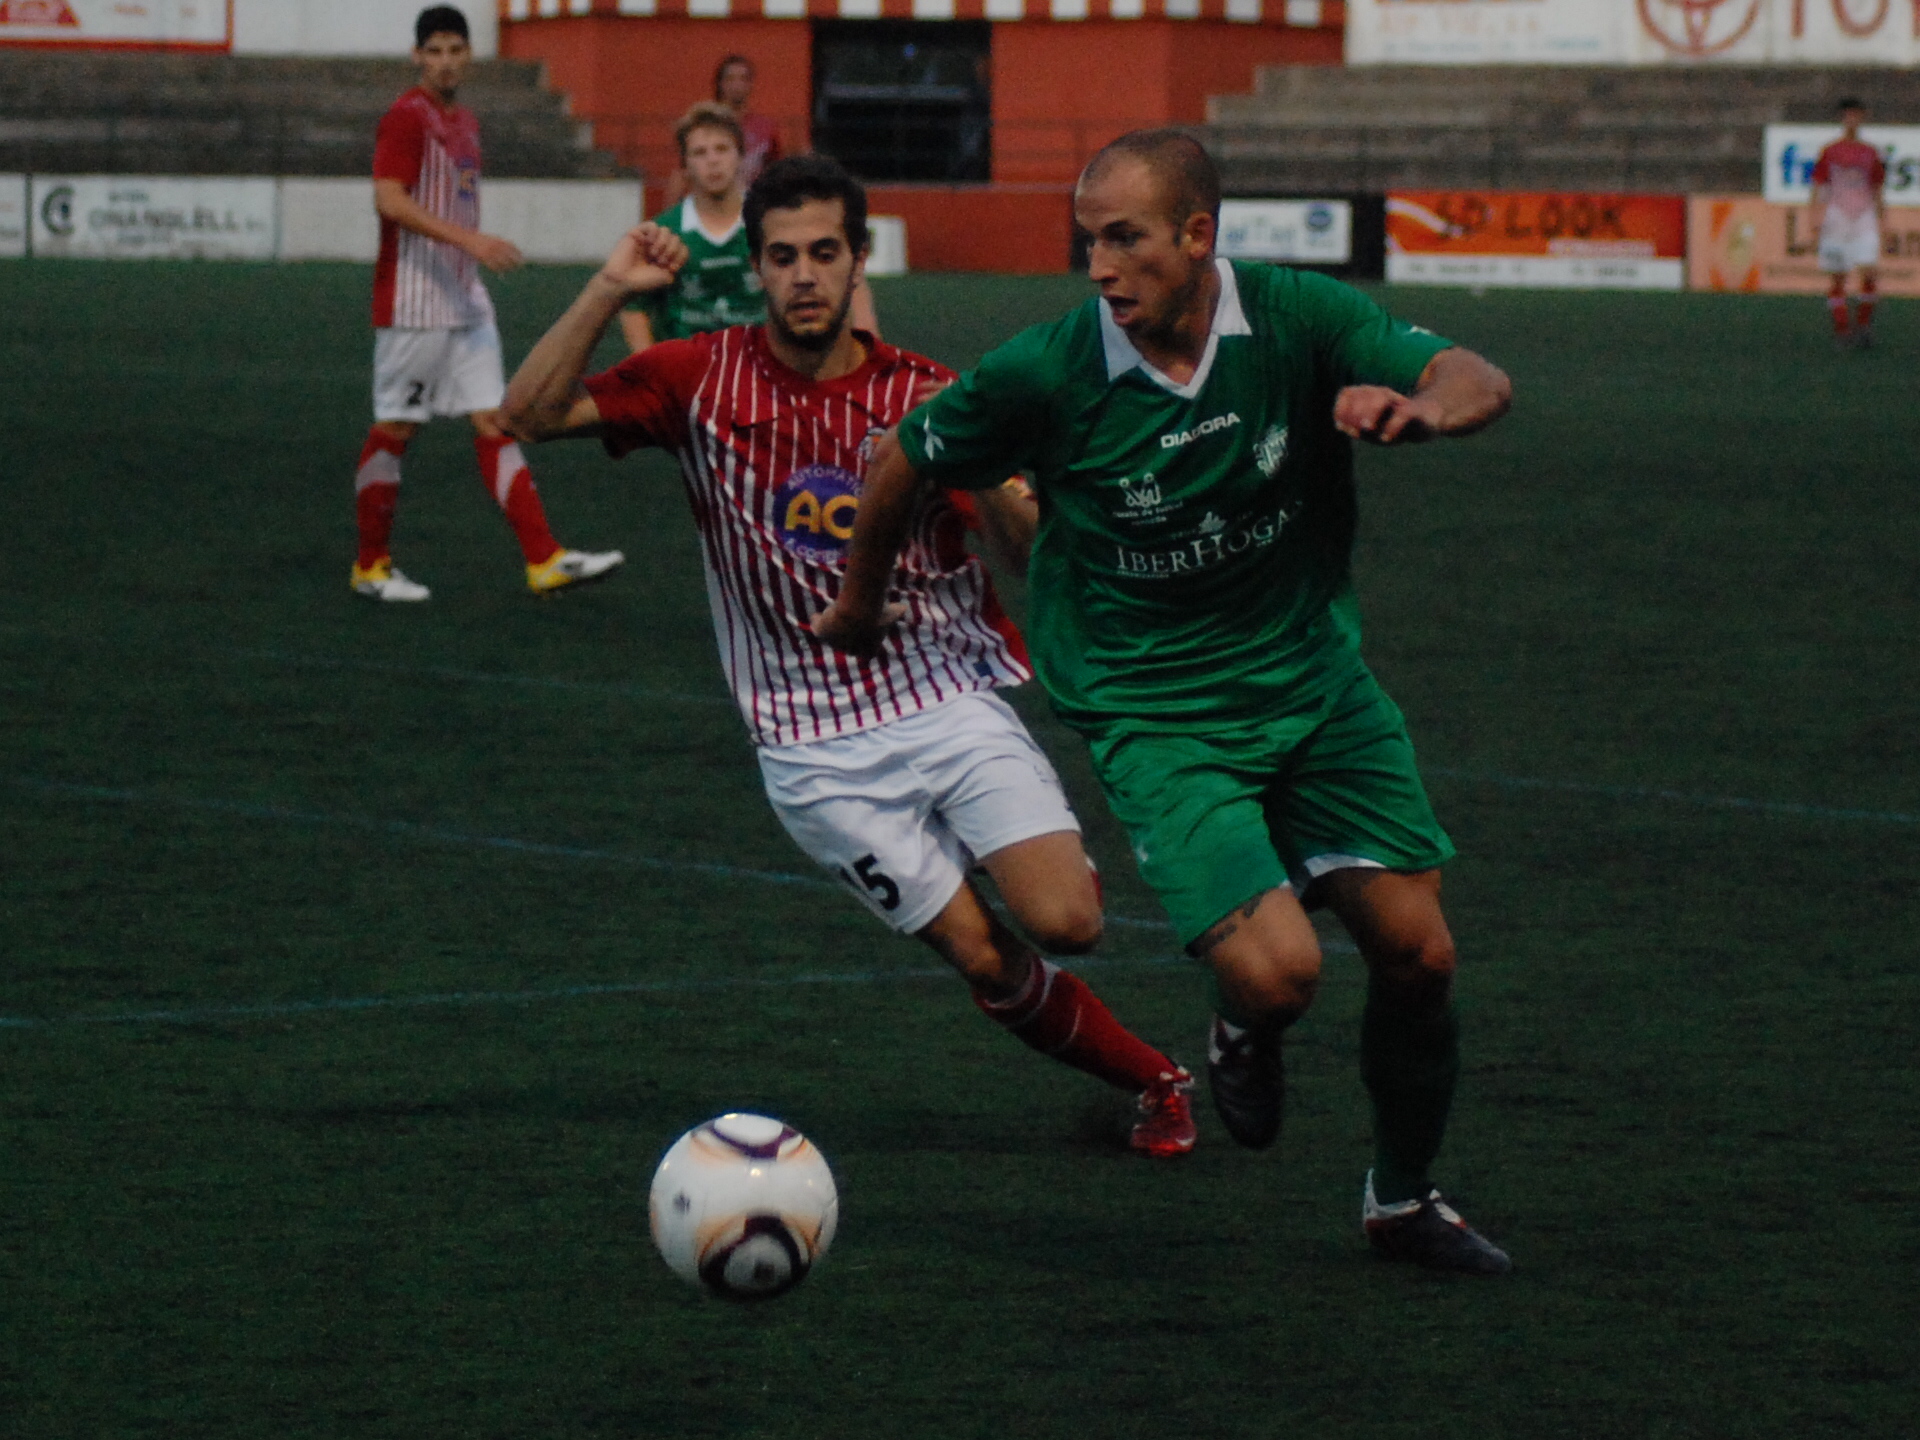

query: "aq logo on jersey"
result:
(775, 464), (861, 565)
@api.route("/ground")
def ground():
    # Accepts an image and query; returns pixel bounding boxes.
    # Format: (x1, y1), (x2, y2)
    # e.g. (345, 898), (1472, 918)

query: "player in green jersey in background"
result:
(619, 103), (767, 352)
(818, 130), (1516, 1274)
(621, 102), (878, 353)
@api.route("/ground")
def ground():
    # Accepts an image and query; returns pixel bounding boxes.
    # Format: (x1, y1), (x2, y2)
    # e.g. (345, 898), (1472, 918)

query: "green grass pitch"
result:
(2, 258), (1916, 1438)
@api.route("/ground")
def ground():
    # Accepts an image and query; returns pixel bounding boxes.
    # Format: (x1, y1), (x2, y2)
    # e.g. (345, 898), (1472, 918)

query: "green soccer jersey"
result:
(899, 260), (1451, 734)
(635, 197), (765, 340)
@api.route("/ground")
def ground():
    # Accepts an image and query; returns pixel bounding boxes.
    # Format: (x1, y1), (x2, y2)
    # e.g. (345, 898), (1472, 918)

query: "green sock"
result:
(1360, 990), (1460, 1205)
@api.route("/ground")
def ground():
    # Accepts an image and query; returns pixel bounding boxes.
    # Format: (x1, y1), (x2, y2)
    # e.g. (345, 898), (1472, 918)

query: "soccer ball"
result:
(648, 1113), (839, 1301)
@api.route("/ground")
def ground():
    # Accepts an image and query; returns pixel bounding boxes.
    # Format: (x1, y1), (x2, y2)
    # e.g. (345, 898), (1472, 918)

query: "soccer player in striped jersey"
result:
(1811, 98), (1888, 350)
(351, 5), (626, 603)
(503, 155), (1197, 1157)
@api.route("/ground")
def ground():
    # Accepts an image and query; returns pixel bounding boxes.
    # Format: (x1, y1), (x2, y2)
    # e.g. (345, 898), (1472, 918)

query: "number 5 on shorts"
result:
(838, 853), (901, 912)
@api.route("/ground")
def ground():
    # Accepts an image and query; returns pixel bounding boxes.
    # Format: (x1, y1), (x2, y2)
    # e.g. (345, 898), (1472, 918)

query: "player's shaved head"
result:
(1079, 129), (1221, 232)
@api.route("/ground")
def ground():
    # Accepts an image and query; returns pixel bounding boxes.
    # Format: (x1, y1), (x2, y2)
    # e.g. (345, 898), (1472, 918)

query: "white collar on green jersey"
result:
(679, 194), (744, 248)
(1098, 258), (1251, 400)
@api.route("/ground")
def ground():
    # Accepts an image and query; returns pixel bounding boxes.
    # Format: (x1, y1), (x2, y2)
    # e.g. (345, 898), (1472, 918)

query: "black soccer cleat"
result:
(1206, 1015), (1284, 1150)
(1362, 1171), (1513, 1276)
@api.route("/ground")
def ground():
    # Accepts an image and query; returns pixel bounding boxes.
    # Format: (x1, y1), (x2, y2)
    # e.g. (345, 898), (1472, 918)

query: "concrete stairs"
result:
(1205, 65), (1918, 194)
(0, 52), (624, 178)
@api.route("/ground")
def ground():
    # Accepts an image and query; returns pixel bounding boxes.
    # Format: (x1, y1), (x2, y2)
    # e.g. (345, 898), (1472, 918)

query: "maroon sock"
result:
(974, 958), (1178, 1093)
(354, 427), (406, 569)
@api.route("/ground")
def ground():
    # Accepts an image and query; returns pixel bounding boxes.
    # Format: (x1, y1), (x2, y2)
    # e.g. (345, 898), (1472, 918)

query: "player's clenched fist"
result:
(812, 597), (907, 656)
(600, 223), (689, 296)
(1333, 385), (1440, 445)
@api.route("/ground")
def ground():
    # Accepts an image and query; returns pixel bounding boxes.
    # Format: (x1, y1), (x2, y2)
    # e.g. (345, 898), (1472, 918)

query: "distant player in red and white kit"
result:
(1811, 98), (1888, 350)
(351, 5), (626, 602)
(503, 155), (1197, 1155)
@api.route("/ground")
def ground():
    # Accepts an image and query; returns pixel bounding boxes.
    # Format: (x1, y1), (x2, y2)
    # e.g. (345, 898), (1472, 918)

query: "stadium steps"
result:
(0, 52), (623, 178)
(1205, 65), (1916, 194)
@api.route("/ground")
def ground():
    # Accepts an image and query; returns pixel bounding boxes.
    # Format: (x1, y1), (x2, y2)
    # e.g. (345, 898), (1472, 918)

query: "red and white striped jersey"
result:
(371, 87), (495, 330)
(1813, 138), (1888, 222)
(583, 326), (1031, 748)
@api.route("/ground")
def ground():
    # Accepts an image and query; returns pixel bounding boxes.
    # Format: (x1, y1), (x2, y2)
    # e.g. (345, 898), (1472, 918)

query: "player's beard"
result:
(768, 285), (856, 355)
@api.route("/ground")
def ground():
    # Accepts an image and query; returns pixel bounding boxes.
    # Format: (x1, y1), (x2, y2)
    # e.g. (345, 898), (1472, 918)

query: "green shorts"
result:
(1085, 670), (1454, 946)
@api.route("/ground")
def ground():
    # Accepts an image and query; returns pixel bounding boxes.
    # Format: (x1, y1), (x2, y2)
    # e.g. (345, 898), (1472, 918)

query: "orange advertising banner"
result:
(1688, 195), (1920, 296)
(1387, 191), (1688, 289)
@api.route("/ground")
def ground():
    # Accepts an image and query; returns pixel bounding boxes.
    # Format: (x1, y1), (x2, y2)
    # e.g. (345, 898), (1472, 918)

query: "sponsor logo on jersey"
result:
(774, 463), (861, 565)
(1119, 472), (1165, 510)
(1254, 423), (1290, 478)
(1112, 499), (1302, 579)
(1159, 411), (1241, 450)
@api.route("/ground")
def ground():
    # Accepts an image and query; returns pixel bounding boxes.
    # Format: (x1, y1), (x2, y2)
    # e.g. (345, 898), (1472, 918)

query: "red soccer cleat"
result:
(1129, 1068), (1197, 1157)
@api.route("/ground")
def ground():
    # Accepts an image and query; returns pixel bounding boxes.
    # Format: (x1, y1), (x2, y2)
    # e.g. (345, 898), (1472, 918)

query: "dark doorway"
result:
(811, 22), (991, 183)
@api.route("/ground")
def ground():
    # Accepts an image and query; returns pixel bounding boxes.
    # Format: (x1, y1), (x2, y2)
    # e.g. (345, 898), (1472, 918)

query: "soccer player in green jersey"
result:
(817, 131), (1516, 1274)
(619, 103), (768, 352)
(621, 102), (878, 354)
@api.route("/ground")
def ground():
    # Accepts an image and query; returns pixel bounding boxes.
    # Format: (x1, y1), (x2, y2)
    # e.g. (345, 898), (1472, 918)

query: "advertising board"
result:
(1348, 0), (1920, 67)
(1688, 194), (1920, 295)
(1387, 191), (1686, 289)
(0, 176), (25, 258)
(30, 177), (277, 260)
(0, 0), (230, 49)
(1763, 125), (1920, 208)
(1217, 199), (1354, 266)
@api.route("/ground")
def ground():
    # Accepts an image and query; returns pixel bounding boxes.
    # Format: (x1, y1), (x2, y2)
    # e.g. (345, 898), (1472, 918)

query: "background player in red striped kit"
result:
(503, 155), (1197, 1156)
(351, 5), (626, 602)
(1810, 98), (1888, 351)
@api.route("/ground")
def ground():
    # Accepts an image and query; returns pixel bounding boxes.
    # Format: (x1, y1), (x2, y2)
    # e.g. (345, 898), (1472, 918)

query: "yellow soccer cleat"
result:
(351, 558), (430, 602)
(527, 548), (626, 595)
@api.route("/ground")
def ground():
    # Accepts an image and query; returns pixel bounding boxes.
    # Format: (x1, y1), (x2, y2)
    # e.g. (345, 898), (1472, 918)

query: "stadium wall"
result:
(499, 9), (1340, 267)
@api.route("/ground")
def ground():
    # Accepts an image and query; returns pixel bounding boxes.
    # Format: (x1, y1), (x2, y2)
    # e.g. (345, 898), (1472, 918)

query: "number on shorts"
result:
(405, 381), (426, 408)
(838, 853), (901, 912)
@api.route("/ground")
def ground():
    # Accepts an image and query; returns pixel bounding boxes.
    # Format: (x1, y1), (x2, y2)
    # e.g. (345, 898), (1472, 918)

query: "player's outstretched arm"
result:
(1333, 346), (1512, 446)
(374, 178), (522, 273)
(503, 225), (688, 442)
(813, 429), (921, 654)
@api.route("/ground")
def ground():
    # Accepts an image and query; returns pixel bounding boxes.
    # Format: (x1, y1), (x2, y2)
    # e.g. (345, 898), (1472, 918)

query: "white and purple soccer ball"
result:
(649, 1113), (839, 1301)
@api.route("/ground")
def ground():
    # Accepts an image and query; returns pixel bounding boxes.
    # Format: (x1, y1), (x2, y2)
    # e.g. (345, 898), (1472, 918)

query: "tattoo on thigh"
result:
(1187, 889), (1278, 959)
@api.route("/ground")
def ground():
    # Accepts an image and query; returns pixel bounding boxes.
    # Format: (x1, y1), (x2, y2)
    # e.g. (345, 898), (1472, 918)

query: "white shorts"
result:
(757, 691), (1081, 935)
(1819, 213), (1883, 274)
(372, 323), (506, 422)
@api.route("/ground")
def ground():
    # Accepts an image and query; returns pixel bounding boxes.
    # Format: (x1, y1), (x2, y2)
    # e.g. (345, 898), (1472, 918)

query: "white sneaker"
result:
(527, 548), (625, 595)
(351, 560), (430, 602)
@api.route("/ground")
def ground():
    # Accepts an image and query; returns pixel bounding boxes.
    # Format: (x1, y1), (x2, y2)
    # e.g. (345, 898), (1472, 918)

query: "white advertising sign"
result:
(1763, 125), (1920, 207)
(30, 178), (278, 261)
(1349, 0), (1920, 67)
(230, 1), (499, 58)
(1217, 199), (1354, 264)
(0, 176), (26, 259)
(0, 0), (229, 47)
(1386, 252), (1684, 290)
